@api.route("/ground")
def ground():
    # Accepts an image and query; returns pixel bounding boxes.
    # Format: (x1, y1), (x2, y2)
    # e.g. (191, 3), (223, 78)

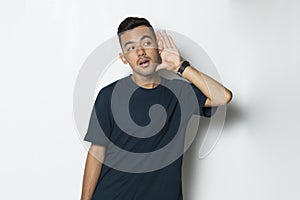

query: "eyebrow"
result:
(124, 35), (153, 48)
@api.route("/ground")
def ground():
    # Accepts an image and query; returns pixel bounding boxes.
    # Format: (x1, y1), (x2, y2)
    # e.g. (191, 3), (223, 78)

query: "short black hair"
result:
(117, 17), (153, 35)
(117, 17), (157, 49)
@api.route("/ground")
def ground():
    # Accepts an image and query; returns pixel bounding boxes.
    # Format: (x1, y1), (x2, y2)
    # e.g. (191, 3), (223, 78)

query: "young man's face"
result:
(119, 25), (161, 77)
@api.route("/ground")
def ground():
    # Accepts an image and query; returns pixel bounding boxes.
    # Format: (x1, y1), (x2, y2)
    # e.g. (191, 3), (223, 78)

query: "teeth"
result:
(140, 60), (148, 65)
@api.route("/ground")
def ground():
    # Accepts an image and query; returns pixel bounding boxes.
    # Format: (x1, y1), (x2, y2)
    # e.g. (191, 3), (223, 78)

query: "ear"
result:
(119, 53), (128, 64)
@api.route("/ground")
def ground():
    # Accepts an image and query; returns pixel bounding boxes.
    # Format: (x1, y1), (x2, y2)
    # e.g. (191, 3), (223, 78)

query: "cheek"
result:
(147, 49), (160, 62)
(124, 53), (137, 64)
(144, 48), (153, 54)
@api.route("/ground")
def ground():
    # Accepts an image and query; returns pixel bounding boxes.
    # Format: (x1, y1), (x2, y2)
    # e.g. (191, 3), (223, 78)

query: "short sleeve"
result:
(84, 89), (112, 147)
(190, 83), (217, 117)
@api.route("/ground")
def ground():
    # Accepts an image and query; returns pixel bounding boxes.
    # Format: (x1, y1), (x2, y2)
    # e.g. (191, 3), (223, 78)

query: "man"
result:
(81, 17), (232, 200)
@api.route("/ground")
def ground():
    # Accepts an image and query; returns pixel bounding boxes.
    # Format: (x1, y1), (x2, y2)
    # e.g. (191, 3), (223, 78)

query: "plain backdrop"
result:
(0, 0), (299, 199)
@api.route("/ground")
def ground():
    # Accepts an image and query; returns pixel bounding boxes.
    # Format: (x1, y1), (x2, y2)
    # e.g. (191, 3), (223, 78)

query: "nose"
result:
(136, 46), (146, 57)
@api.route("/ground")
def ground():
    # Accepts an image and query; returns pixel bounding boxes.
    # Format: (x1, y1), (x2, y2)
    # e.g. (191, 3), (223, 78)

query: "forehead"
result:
(119, 25), (155, 44)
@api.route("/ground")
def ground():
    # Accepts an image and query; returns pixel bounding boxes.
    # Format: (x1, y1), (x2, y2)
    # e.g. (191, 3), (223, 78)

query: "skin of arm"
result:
(179, 66), (232, 107)
(80, 28), (231, 200)
(156, 30), (232, 107)
(81, 144), (106, 200)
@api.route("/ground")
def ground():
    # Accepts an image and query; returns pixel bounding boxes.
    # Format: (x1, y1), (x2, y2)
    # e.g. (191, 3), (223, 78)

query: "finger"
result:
(156, 31), (166, 49)
(159, 30), (169, 48)
(168, 35), (177, 49)
(156, 30), (162, 40)
(165, 32), (174, 48)
(156, 31), (164, 50)
(162, 30), (171, 48)
(158, 40), (163, 51)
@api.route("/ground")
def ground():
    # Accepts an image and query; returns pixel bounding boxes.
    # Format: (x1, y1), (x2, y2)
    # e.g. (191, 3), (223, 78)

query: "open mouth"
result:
(138, 58), (150, 67)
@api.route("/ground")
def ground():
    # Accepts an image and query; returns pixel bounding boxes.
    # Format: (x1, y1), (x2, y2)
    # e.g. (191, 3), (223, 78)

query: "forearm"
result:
(155, 30), (232, 106)
(81, 145), (106, 200)
(180, 65), (232, 106)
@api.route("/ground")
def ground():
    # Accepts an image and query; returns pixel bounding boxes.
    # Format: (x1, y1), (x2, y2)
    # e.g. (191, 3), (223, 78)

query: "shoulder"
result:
(95, 76), (130, 104)
(96, 76), (130, 98)
(98, 80), (117, 97)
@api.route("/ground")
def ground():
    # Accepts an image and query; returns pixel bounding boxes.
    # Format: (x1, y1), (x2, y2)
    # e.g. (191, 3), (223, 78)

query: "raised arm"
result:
(156, 30), (232, 107)
(179, 65), (232, 106)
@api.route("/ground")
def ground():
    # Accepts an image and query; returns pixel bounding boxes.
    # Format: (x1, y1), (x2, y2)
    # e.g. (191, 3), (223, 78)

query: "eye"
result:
(127, 46), (135, 51)
(143, 41), (151, 46)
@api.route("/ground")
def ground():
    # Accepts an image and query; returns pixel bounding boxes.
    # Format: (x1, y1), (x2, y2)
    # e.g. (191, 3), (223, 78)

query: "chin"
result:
(135, 69), (157, 78)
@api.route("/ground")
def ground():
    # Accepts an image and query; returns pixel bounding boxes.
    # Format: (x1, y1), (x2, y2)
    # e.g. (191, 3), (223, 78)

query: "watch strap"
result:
(177, 60), (190, 77)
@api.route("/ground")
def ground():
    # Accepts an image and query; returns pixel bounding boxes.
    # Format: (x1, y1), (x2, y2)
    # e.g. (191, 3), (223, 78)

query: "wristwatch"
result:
(177, 60), (190, 77)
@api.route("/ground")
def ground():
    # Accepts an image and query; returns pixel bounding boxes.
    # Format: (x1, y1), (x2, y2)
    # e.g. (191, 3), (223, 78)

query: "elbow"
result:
(225, 89), (233, 104)
(208, 89), (233, 106)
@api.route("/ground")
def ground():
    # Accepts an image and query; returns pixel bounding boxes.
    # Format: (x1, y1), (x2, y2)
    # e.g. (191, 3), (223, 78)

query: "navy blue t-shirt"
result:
(84, 75), (214, 200)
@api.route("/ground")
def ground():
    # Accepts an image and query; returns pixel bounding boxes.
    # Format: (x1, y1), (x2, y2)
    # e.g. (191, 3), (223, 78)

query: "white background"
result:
(1, 0), (299, 199)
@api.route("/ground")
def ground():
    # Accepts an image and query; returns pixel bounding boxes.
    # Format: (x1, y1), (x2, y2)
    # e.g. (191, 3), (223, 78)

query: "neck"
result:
(131, 73), (160, 89)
